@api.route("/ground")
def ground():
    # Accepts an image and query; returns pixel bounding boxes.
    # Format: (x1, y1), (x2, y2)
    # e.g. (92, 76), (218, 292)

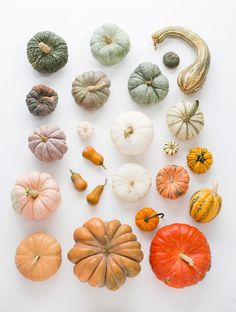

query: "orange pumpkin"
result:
(149, 223), (211, 288)
(156, 165), (190, 199)
(135, 208), (164, 231)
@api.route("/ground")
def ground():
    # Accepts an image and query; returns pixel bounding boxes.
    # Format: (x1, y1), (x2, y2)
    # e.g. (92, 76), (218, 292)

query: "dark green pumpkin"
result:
(27, 31), (68, 73)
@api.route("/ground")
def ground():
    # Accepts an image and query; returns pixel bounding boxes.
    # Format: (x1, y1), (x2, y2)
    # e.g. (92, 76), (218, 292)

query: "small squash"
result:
(86, 179), (107, 205)
(77, 121), (94, 139)
(156, 165), (190, 200)
(163, 140), (179, 156)
(187, 147), (213, 174)
(135, 208), (164, 231)
(82, 146), (106, 169)
(163, 51), (180, 68)
(26, 84), (58, 116)
(27, 31), (68, 73)
(70, 170), (87, 192)
(190, 182), (222, 223)
(15, 232), (62, 281)
(128, 62), (169, 105)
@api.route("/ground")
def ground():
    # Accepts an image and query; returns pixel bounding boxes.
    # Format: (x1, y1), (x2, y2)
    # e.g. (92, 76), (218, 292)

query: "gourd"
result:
(152, 26), (211, 95)
(135, 208), (164, 231)
(90, 23), (130, 66)
(67, 217), (143, 290)
(166, 99), (204, 140)
(187, 147), (213, 174)
(77, 121), (94, 139)
(156, 165), (190, 200)
(149, 223), (211, 288)
(128, 62), (169, 105)
(72, 71), (111, 111)
(15, 232), (62, 281)
(26, 84), (58, 116)
(11, 172), (61, 220)
(70, 170), (87, 192)
(163, 51), (180, 68)
(86, 179), (107, 205)
(28, 125), (68, 162)
(112, 163), (152, 202)
(82, 146), (106, 169)
(27, 31), (68, 73)
(110, 111), (154, 155)
(163, 140), (179, 156)
(190, 182), (222, 223)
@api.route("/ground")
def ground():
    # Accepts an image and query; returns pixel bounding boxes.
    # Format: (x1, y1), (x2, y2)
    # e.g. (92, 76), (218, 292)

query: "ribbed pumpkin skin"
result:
(135, 208), (161, 231)
(187, 147), (213, 174)
(190, 187), (222, 223)
(27, 31), (68, 73)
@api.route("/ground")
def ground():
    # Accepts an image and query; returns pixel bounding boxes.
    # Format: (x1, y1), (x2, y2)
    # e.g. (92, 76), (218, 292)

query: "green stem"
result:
(25, 188), (39, 198)
(183, 99), (199, 122)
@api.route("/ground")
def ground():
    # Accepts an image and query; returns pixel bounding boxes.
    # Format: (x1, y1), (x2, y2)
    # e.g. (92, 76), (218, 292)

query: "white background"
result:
(0, 0), (235, 311)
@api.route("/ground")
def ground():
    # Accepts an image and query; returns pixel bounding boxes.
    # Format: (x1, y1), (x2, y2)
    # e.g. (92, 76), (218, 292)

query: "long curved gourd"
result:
(152, 26), (210, 95)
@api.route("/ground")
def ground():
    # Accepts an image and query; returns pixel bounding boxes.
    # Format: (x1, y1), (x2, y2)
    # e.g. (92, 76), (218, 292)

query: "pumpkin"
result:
(27, 31), (68, 73)
(112, 163), (152, 202)
(77, 121), (94, 139)
(128, 62), (169, 105)
(15, 232), (62, 281)
(26, 84), (58, 116)
(163, 51), (180, 68)
(163, 140), (179, 156)
(11, 172), (61, 220)
(135, 208), (164, 231)
(187, 147), (213, 174)
(190, 182), (222, 223)
(82, 146), (106, 169)
(149, 223), (211, 288)
(110, 111), (154, 155)
(152, 26), (210, 95)
(72, 71), (111, 112)
(166, 99), (204, 140)
(70, 170), (87, 192)
(90, 23), (130, 66)
(156, 165), (190, 200)
(28, 125), (68, 162)
(86, 179), (107, 206)
(67, 217), (143, 290)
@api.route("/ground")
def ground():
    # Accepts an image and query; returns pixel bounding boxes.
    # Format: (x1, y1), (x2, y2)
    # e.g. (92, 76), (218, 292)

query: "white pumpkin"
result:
(77, 121), (94, 139)
(112, 163), (152, 202)
(166, 99), (204, 140)
(110, 111), (154, 155)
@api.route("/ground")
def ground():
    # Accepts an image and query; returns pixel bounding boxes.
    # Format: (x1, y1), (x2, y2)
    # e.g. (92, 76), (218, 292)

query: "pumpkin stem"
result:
(152, 37), (159, 50)
(146, 80), (153, 86)
(179, 253), (194, 267)
(183, 99), (199, 122)
(212, 181), (218, 195)
(104, 35), (113, 44)
(87, 82), (107, 92)
(124, 127), (134, 139)
(25, 188), (39, 198)
(38, 42), (51, 54)
(32, 255), (40, 264)
(103, 178), (108, 186)
(70, 169), (75, 175)
(40, 135), (48, 142)
(144, 213), (164, 222)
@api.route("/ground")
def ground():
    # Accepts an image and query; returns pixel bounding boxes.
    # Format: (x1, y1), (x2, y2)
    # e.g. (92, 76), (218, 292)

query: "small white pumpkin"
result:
(163, 140), (179, 156)
(110, 111), (154, 155)
(112, 163), (152, 202)
(166, 99), (204, 140)
(77, 121), (94, 139)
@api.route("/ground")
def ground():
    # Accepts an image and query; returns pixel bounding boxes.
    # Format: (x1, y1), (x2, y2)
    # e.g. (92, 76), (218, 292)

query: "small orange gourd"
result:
(135, 208), (164, 231)
(86, 179), (107, 205)
(82, 146), (106, 169)
(70, 169), (87, 192)
(187, 147), (213, 174)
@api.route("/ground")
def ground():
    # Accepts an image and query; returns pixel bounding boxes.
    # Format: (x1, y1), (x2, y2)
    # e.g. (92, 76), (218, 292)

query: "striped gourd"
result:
(166, 99), (204, 140)
(189, 183), (222, 223)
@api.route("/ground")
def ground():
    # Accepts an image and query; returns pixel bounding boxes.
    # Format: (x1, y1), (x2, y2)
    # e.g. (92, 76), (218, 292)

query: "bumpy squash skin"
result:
(187, 147), (213, 174)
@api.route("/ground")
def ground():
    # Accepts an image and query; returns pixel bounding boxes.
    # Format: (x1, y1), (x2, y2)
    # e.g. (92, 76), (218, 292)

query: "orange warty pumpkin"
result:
(135, 208), (164, 231)
(156, 165), (190, 199)
(149, 223), (211, 288)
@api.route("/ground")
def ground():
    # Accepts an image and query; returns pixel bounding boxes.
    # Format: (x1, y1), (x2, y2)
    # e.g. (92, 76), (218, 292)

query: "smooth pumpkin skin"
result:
(128, 62), (169, 105)
(11, 172), (61, 220)
(135, 208), (163, 231)
(67, 217), (143, 290)
(149, 223), (211, 288)
(156, 165), (190, 200)
(187, 147), (213, 174)
(90, 23), (130, 66)
(27, 31), (68, 73)
(82, 146), (105, 168)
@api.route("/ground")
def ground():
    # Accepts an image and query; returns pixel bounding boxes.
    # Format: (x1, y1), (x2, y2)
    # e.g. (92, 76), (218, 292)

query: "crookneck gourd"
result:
(152, 26), (210, 95)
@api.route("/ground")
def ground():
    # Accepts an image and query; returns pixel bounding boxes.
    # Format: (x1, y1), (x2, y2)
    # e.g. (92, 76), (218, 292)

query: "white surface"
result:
(0, 1), (235, 311)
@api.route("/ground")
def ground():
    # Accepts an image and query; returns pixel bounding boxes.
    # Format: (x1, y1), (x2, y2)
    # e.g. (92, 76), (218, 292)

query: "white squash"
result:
(166, 99), (204, 140)
(110, 111), (154, 155)
(112, 163), (152, 202)
(77, 121), (94, 139)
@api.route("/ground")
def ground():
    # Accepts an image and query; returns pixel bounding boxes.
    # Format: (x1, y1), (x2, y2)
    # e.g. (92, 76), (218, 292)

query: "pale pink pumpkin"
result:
(28, 125), (68, 162)
(11, 172), (61, 220)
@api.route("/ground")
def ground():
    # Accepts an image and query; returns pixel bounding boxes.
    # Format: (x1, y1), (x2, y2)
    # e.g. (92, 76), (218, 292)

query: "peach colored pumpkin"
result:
(28, 125), (68, 162)
(11, 172), (61, 220)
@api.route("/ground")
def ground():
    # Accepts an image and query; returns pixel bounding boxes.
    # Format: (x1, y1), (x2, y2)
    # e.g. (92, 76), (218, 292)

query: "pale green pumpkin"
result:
(90, 23), (130, 66)
(128, 62), (169, 105)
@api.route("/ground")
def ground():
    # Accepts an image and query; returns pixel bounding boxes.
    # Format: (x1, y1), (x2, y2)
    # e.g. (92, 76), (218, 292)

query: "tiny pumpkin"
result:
(82, 146), (106, 169)
(15, 232), (62, 281)
(70, 170), (87, 192)
(77, 121), (94, 139)
(187, 147), (213, 174)
(163, 140), (179, 156)
(156, 165), (190, 200)
(135, 208), (164, 231)
(163, 51), (180, 68)
(86, 179), (107, 206)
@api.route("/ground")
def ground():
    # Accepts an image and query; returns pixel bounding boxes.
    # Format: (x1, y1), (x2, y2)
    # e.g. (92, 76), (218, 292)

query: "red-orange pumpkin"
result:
(149, 223), (211, 288)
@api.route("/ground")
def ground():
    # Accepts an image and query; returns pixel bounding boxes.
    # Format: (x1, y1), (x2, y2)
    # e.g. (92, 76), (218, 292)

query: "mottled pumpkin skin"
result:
(90, 23), (130, 66)
(27, 31), (68, 73)
(128, 62), (169, 105)
(187, 147), (213, 174)
(26, 84), (58, 116)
